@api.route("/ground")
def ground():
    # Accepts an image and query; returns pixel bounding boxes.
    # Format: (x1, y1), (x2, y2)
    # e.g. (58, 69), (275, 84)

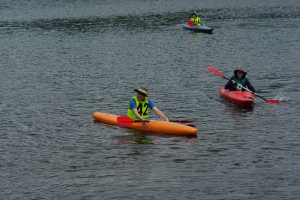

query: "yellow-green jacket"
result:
(190, 17), (202, 26)
(127, 96), (149, 120)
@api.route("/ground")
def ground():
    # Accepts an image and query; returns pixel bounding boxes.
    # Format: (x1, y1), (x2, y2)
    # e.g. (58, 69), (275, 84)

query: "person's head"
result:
(234, 66), (247, 79)
(191, 12), (197, 18)
(134, 86), (148, 101)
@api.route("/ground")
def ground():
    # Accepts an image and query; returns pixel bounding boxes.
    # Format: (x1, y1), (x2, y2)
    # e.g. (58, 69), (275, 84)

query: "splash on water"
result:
(274, 92), (289, 102)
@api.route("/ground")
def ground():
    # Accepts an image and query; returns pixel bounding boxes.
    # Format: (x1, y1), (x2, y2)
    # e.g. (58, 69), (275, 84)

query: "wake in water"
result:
(274, 92), (289, 102)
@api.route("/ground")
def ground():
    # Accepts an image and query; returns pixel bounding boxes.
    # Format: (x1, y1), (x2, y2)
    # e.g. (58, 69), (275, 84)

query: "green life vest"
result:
(127, 96), (149, 120)
(190, 17), (202, 26)
(232, 76), (247, 91)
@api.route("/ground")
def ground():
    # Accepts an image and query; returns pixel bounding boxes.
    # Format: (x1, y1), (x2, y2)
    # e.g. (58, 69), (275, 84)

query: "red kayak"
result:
(220, 87), (254, 106)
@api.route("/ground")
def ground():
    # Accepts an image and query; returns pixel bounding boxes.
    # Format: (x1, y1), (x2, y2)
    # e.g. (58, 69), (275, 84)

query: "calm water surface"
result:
(1, 0), (300, 199)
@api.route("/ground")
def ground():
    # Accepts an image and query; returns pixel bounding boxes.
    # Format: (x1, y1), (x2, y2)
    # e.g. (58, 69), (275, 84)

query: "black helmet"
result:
(191, 12), (197, 16)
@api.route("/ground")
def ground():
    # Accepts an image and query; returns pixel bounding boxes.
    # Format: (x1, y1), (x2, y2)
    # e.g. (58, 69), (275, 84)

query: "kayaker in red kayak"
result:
(224, 66), (258, 96)
(127, 86), (169, 125)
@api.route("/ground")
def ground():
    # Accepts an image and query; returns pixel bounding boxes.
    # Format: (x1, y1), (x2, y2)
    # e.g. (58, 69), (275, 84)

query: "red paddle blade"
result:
(266, 99), (280, 104)
(188, 20), (194, 26)
(206, 66), (224, 78)
(117, 116), (135, 126)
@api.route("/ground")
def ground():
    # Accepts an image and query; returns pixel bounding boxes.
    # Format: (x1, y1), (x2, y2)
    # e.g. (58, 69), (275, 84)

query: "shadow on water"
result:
(115, 129), (198, 145)
(223, 99), (254, 114)
(207, 93), (254, 113)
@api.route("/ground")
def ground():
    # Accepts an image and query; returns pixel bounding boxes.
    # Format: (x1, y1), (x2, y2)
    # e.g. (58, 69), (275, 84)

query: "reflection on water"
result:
(94, 120), (198, 145)
(219, 96), (254, 114)
(224, 101), (254, 113)
(118, 129), (199, 145)
(121, 129), (153, 144)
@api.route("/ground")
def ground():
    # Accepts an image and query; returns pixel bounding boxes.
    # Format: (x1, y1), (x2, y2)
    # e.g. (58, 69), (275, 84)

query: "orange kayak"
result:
(93, 112), (198, 135)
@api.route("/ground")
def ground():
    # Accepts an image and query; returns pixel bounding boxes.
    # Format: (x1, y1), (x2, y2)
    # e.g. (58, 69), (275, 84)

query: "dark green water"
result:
(1, 0), (300, 199)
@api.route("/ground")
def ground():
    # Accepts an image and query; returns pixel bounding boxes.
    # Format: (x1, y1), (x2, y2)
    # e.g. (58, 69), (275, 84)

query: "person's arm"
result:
(132, 108), (147, 121)
(132, 108), (148, 127)
(152, 107), (169, 122)
(246, 79), (258, 95)
(129, 98), (147, 121)
(148, 99), (169, 121)
(224, 78), (234, 90)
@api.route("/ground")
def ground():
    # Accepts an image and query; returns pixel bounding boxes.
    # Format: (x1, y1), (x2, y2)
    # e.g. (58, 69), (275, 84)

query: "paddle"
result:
(187, 20), (194, 26)
(206, 66), (280, 104)
(117, 116), (195, 127)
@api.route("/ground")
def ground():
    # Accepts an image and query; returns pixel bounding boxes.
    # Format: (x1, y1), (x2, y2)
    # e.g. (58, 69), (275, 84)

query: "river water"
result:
(1, 0), (300, 199)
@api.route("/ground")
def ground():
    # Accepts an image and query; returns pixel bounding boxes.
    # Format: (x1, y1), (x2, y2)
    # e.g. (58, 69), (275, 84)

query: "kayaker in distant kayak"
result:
(127, 86), (169, 124)
(188, 12), (203, 26)
(224, 66), (258, 95)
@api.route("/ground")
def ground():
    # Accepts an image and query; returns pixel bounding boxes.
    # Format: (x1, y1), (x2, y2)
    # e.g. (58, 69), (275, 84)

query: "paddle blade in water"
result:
(117, 116), (135, 126)
(266, 99), (280, 104)
(206, 66), (224, 77)
(187, 20), (194, 26)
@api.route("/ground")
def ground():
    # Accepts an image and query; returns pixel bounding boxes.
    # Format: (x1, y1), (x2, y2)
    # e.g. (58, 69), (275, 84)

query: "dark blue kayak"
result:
(182, 24), (214, 34)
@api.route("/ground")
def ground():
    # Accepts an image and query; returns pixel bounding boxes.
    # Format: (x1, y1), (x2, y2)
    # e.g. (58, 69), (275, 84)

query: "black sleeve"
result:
(224, 78), (233, 89)
(246, 79), (257, 93)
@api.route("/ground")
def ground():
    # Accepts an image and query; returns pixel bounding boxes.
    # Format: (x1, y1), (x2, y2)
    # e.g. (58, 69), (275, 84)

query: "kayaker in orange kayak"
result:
(224, 66), (258, 95)
(127, 86), (169, 124)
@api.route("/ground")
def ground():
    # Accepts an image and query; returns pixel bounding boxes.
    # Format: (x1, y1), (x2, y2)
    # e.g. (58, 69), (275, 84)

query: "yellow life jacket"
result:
(127, 96), (149, 120)
(190, 17), (202, 26)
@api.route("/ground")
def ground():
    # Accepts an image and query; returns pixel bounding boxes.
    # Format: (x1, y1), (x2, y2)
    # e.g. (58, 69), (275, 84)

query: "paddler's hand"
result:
(164, 117), (169, 122)
(142, 119), (149, 127)
(232, 80), (235, 85)
(254, 92), (258, 96)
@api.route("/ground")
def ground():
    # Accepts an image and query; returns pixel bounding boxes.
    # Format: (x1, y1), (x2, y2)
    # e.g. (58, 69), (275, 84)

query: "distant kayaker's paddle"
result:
(117, 116), (195, 127)
(206, 66), (280, 104)
(187, 20), (194, 26)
